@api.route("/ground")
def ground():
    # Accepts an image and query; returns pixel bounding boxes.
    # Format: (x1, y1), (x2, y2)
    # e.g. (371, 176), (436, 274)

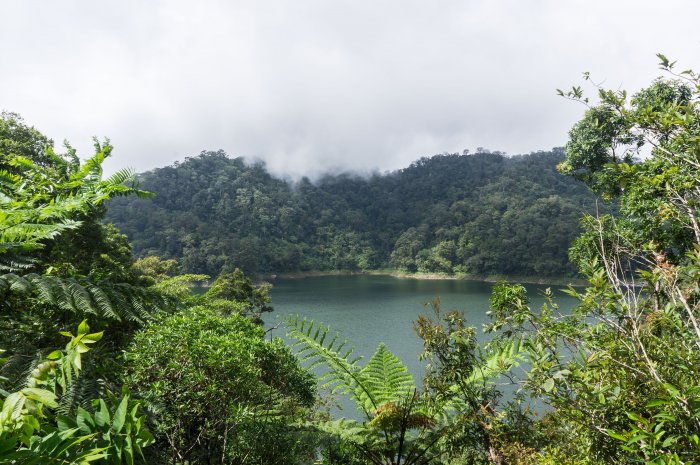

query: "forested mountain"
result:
(106, 148), (604, 278)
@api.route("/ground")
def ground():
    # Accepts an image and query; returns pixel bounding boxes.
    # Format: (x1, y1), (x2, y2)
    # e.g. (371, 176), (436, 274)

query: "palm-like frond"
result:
(305, 417), (369, 444)
(467, 336), (525, 386)
(0, 213), (81, 271)
(286, 316), (373, 410)
(0, 273), (173, 324)
(0, 141), (152, 272)
(97, 166), (152, 200)
(287, 316), (425, 415)
(0, 428), (107, 465)
(359, 343), (416, 413)
(288, 316), (523, 465)
(102, 168), (133, 187)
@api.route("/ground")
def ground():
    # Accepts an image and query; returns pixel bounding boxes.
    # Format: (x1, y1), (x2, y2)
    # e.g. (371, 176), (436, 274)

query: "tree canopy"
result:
(0, 113), (316, 465)
(490, 56), (700, 464)
(107, 148), (603, 278)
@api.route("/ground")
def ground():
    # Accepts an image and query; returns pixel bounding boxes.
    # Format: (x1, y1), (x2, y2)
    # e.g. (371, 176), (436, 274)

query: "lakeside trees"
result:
(490, 57), (700, 463)
(106, 149), (601, 279)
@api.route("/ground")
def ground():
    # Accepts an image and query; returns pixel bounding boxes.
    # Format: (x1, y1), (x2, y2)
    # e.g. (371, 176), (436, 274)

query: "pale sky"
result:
(1, 1), (699, 178)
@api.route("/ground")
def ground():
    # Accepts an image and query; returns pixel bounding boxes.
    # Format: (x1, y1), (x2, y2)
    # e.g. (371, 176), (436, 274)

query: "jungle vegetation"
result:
(106, 147), (604, 279)
(1, 55), (699, 464)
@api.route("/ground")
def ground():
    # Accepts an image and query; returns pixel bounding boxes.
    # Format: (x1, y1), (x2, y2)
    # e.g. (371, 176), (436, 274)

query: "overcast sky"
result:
(1, 1), (699, 178)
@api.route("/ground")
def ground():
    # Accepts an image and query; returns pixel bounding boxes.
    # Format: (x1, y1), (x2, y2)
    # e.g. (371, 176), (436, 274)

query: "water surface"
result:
(269, 275), (578, 391)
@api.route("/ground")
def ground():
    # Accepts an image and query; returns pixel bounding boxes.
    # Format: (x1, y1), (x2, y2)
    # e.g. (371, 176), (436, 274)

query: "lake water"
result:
(268, 275), (578, 415)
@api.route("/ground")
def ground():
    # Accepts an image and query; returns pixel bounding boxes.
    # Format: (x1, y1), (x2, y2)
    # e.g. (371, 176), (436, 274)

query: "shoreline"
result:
(264, 269), (587, 287)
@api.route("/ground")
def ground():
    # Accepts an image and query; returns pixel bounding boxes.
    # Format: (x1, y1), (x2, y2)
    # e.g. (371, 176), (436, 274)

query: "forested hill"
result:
(106, 148), (604, 278)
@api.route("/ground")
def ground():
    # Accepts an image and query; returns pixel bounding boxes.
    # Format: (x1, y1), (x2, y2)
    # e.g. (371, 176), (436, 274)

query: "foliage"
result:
(131, 256), (179, 284)
(0, 321), (153, 465)
(414, 299), (536, 464)
(106, 149), (603, 278)
(0, 113), (173, 464)
(201, 268), (273, 323)
(489, 57), (700, 464)
(124, 306), (315, 464)
(0, 113), (170, 399)
(0, 113), (149, 274)
(0, 112), (54, 169)
(286, 314), (525, 465)
(1, 112), (321, 465)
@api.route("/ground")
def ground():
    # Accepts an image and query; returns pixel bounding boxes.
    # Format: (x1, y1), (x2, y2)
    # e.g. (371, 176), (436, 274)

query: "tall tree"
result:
(492, 56), (700, 464)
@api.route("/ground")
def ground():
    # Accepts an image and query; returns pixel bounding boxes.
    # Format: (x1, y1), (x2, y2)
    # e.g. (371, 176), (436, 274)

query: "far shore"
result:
(262, 269), (587, 287)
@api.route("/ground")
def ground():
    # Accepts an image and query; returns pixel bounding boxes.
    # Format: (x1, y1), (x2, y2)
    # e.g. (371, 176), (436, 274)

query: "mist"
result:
(1, 0), (699, 178)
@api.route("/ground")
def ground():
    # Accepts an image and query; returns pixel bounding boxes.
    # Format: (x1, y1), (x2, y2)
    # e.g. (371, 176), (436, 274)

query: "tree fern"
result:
(287, 316), (451, 465)
(0, 273), (172, 324)
(1, 116), (158, 463)
(0, 272), (175, 399)
(286, 315), (371, 412)
(0, 135), (152, 273)
(358, 343), (416, 413)
(287, 314), (529, 465)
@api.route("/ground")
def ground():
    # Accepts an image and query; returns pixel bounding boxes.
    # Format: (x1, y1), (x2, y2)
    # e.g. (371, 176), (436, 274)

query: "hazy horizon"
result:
(139, 146), (566, 183)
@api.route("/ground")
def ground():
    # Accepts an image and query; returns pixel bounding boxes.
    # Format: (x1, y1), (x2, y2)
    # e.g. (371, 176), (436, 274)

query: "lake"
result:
(268, 274), (578, 415)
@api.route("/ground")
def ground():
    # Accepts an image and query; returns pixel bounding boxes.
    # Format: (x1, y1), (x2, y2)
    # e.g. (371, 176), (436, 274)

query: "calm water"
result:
(268, 275), (578, 414)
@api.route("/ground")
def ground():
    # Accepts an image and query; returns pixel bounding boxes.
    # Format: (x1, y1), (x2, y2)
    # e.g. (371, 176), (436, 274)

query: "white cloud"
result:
(1, 0), (698, 178)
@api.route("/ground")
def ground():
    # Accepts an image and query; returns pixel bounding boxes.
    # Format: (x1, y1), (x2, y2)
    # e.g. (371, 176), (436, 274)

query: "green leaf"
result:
(83, 331), (104, 343)
(543, 378), (555, 393)
(135, 428), (155, 448)
(56, 414), (77, 432)
(76, 407), (96, 434)
(124, 435), (134, 465)
(111, 395), (128, 434)
(95, 399), (110, 429)
(21, 387), (58, 408)
(1, 392), (26, 425)
(358, 343), (415, 410)
(607, 429), (628, 441)
(662, 383), (680, 399)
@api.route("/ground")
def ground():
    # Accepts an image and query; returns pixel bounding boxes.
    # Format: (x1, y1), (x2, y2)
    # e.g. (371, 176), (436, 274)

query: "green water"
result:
(268, 274), (578, 414)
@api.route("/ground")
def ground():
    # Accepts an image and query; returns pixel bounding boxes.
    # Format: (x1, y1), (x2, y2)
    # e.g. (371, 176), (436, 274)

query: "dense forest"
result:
(2, 58), (700, 465)
(107, 149), (603, 278)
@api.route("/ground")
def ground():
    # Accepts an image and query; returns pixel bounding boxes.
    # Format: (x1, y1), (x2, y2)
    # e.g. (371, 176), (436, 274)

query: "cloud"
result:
(1, 0), (699, 178)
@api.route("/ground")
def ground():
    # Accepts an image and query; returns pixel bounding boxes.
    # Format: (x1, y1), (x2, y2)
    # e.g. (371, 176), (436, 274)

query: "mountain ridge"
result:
(106, 148), (605, 278)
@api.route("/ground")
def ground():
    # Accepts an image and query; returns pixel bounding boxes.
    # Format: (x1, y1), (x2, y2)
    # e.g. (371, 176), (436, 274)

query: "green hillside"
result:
(107, 148), (603, 277)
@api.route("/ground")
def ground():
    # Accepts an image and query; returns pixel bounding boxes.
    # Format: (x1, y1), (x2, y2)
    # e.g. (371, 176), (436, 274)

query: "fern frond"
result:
(467, 336), (525, 386)
(359, 343), (415, 412)
(304, 418), (370, 444)
(435, 336), (527, 420)
(103, 168), (135, 187)
(287, 316), (421, 417)
(86, 286), (118, 320)
(0, 273), (172, 324)
(286, 315), (379, 413)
